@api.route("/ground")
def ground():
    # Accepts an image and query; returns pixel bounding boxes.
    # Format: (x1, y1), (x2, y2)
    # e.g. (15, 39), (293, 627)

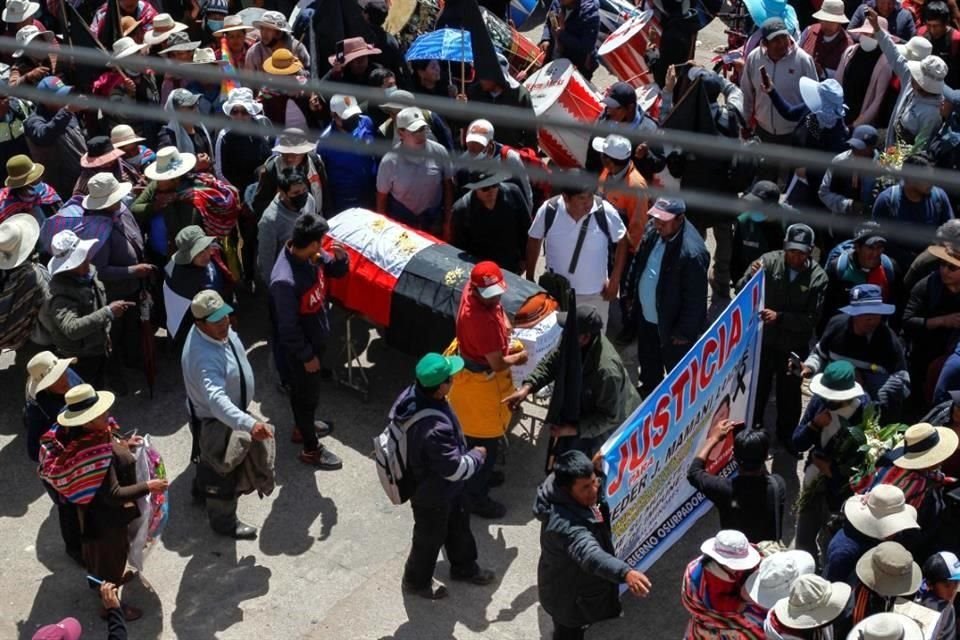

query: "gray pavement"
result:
(0, 17), (788, 640)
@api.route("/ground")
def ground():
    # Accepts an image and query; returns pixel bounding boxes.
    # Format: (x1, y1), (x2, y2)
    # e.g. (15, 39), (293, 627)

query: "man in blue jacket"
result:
(318, 94), (378, 216)
(534, 450), (651, 639)
(396, 353), (495, 599)
(539, 0), (600, 79)
(268, 213), (347, 469)
(624, 198), (710, 397)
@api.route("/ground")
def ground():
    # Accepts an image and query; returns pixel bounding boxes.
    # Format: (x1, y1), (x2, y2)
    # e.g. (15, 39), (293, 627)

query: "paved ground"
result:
(0, 16), (792, 640)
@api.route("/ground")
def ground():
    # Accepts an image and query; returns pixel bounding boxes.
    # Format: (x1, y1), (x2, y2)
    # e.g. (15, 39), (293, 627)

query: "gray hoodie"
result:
(256, 193), (317, 282)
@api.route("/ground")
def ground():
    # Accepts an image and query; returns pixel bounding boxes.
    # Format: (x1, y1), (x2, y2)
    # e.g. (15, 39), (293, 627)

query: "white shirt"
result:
(528, 197), (626, 295)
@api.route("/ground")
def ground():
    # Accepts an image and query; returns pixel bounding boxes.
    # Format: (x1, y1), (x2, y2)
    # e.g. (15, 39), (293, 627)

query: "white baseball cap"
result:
(396, 107), (428, 132)
(330, 94), (362, 120)
(465, 119), (494, 146)
(591, 134), (632, 161)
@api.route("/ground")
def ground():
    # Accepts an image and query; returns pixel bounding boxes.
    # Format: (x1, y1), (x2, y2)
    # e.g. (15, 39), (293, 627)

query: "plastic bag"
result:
(128, 435), (169, 572)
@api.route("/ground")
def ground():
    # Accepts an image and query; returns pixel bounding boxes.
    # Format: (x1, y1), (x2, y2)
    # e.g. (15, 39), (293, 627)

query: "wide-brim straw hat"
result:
(773, 575), (851, 629)
(843, 485), (919, 539)
(213, 15), (252, 34)
(855, 542), (922, 597)
(0, 212), (39, 270)
(846, 612), (923, 640)
(144, 146), (197, 181)
(26, 351), (76, 399)
(891, 423), (960, 470)
(929, 243), (960, 268)
(57, 384), (115, 427)
(143, 19), (189, 46)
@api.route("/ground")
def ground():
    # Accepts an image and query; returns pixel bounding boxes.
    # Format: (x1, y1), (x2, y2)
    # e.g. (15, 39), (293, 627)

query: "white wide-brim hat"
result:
(48, 237), (98, 276)
(846, 612), (923, 640)
(700, 530), (762, 572)
(773, 575), (852, 630)
(0, 212), (39, 270)
(144, 147), (197, 181)
(809, 372), (865, 402)
(744, 550), (817, 610)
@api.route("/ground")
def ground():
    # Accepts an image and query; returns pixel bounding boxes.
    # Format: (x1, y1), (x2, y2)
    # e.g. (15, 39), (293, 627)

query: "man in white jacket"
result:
(741, 17), (818, 164)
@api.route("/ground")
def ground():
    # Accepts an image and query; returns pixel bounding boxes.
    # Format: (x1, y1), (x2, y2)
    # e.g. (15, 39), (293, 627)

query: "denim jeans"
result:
(402, 493), (479, 588)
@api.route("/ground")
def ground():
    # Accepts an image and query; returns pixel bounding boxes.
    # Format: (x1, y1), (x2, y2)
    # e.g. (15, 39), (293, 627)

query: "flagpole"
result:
(460, 28), (465, 96)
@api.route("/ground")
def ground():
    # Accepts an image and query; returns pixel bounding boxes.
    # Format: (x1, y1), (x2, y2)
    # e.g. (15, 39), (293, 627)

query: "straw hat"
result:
(158, 31), (200, 54)
(57, 384), (115, 427)
(847, 613), (923, 640)
(809, 360), (865, 402)
(843, 484), (919, 539)
(699, 530), (761, 571)
(0, 212), (39, 270)
(929, 243), (960, 268)
(143, 13), (188, 46)
(110, 124), (145, 148)
(48, 229), (98, 276)
(326, 36), (380, 65)
(773, 575), (851, 629)
(263, 48), (302, 75)
(119, 15), (143, 37)
(812, 0), (849, 23)
(891, 423), (959, 470)
(81, 173), (132, 211)
(144, 146), (197, 181)
(12, 25), (53, 58)
(272, 128), (314, 154)
(855, 542), (922, 597)
(252, 10), (291, 32)
(80, 136), (125, 169)
(111, 36), (147, 59)
(2, 0), (39, 23)
(4, 153), (43, 188)
(25, 351), (76, 399)
(744, 550), (816, 610)
(213, 15), (252, 34)
(190, 47), (226, 65)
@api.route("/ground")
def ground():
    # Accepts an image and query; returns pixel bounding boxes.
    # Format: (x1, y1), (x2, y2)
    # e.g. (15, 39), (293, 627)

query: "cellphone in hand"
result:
(787, 352), (803, 376)
(86, 575), (104, 589)
(759, 66), (770, 85)
(335, 41), (345, 64)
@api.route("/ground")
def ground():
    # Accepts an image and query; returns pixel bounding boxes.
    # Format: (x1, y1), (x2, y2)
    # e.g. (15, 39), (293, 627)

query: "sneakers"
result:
(290, 420), (335, 444)
(299, 445), (343, 470)
(451, 567), (496, 586)
(469, 498), (507, 519)
(402, 578), (449, 600)
(488, 470), (506, 488)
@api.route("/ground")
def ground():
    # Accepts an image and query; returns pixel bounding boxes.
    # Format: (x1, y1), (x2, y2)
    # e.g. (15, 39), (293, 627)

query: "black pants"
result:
(636, 320), (687, 397)
(553, 622), (586, 640)
(43, 481), (81, 558)
(72, 354), (107, 388)
(286, 350), (323, 451)
(403, 493), (479, 588)
(464, 436), (499, 505)
(754, 345), (804, 451)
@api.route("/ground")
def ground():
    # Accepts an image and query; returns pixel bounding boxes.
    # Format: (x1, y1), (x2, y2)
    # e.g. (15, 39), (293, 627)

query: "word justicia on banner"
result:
(601, 270), (765, 575)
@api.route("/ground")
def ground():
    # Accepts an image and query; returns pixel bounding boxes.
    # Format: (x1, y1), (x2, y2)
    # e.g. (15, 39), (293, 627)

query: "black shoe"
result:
(402, 579), (449, 600)
(488, 470), (506, 488)
(212, 520), (257, 540)
(299, 446), (343, 470)
(469, 498), (507, 519)
(451, 567), (496, 586)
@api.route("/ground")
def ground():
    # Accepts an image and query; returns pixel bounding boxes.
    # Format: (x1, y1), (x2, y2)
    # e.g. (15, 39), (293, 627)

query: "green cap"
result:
(415, 353), (464, 387)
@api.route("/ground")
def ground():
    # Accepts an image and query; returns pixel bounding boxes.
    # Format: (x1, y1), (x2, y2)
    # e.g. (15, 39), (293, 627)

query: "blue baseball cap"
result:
(37, 76), (72, 96)
(923, 551), (960, 583)
(648, 198), (686, 221)
(848, 124), (879, 150)
(840, 284), (895, 316)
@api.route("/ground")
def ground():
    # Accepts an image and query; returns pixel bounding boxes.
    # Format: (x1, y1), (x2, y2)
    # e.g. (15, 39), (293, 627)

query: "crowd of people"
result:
(6, 0), (960, 636)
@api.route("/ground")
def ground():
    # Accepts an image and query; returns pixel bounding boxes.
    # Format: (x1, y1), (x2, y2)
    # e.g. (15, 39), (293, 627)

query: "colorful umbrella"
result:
(405, 28), (474, 64)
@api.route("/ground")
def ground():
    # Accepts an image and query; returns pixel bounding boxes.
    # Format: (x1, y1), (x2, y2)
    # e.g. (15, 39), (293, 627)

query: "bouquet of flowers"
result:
(847, 404), (909, 488)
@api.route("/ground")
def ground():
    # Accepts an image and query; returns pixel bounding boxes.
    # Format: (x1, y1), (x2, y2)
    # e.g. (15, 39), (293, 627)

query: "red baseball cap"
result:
(32, 618), (82, 640)
(470, 261), (506, 298)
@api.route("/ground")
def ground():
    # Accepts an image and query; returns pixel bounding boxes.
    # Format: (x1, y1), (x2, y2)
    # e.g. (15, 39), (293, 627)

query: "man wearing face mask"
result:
(836, 20), (894, 127)
(0, 154), (60, 225)
(257, 168), (316, 283)
(456, 118), (533, 212)
(376, 107), (455, 238)
(199, 0), (228, 47)
(318, 94), (378, 215)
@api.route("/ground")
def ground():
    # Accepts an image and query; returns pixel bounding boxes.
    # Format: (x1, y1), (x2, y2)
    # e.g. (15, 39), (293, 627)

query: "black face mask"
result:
(288, 192), (309, 210)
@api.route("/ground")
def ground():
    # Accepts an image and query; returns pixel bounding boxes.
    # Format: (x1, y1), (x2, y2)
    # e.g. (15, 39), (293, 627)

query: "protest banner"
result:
(600, 270), (765, 572)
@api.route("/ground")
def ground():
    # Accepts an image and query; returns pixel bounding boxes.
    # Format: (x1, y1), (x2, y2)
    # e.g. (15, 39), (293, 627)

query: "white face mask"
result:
(860, 36), (878, 52)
